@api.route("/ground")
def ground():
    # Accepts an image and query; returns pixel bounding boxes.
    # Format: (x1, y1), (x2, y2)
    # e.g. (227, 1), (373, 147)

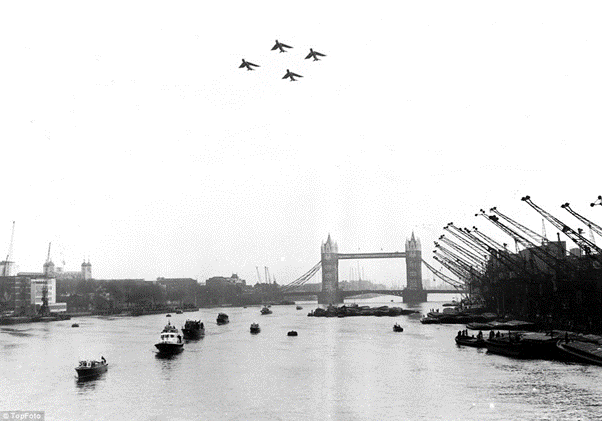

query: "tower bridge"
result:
(279, 233), (465, 304)
(319, 233), (427, 304)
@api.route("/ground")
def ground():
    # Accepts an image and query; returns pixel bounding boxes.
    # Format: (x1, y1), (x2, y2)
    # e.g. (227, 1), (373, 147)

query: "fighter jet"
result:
(305, 48), (326, 61)
(271, 40), (293, 53)
(282, 69), (303, 81)
(239, 59), (260, 71)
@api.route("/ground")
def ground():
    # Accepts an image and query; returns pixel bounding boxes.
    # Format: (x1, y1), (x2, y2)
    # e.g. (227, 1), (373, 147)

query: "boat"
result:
(175, 309), (183, 314)
(296, 306), (303, 310)
(557, 339), (602, 366)
(250, 323), (260, 334)
(260, 306), (272, 315)
(154, 321), (184, 354)
(181, 320), (204, 340)
(72, 323), (79, 328)
(420, 317), (440, 324)
(484, 333), (529, 358)
(216, 313), (229, 325)
(287, 330), (298, 336)
(455, 335), (486, 348)
(75, 357), (108, 378)
(393, 324), (404, 332)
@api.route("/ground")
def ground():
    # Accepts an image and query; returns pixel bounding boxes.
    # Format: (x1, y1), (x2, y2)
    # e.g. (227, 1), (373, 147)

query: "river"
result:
(1, 295), (601, 421)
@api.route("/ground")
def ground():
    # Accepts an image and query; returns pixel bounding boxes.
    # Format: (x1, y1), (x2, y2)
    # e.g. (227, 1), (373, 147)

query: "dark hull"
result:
(485, 339), (528, 358)
(455, 337), (486, 348)
(75, 363), (108, 378)
(155, 343), (184, 354)
(216, 319), (229, 325)
(182, 328), (204, 340)
(557, 341), (602, 366)
(250, 328), (260, 334)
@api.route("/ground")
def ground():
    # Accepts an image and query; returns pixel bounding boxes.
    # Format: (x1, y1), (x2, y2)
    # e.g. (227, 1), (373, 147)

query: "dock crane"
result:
(438, 235), (487, 267)
(490, 207), (548, 246)
(477, 210), (574, 274)
(256, 266), (263, 284)
(561, 202), (602, 239)
(433, 243), (483, 279)
(467, 226), (535, 277)
(2, 221), (15, 276)
(421, 258), (464, 289)
(522, 195), (602, 259)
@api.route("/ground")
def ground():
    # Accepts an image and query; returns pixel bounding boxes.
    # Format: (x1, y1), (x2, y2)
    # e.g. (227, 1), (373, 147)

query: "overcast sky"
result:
(1, 2), (601, 286)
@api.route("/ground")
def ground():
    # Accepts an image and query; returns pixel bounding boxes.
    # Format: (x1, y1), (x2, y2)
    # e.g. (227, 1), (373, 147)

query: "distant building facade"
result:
(0, 276), (31, 313)
(205, 274), (246, 305)
(155, 277), (198, 306)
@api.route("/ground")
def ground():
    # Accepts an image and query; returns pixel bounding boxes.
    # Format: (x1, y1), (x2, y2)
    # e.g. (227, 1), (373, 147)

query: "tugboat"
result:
(75, 356), (108, 379)
(154, 321), (184, 354)
(393, 323), (404, 332)
(260, 306), (272, 315)
(181, 320), (204, 340)
(216, 313), (229, 325)
(287, 330), (298, 336)
(250, 323), (260, 334)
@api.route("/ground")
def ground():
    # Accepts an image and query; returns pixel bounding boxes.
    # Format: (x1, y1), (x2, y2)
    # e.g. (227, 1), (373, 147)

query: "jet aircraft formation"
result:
(239, 40), (326, 81)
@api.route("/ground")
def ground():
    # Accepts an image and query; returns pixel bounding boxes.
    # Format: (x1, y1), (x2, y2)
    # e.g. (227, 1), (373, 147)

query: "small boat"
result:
(250, 323), (260, 334)
(287, 330), (298, 336)
(72, 323), (79, 328)
(393, 324), (404, 332)
(154, 321), (184, 354)
(557, 339), (602, 366)
(181, 320), (204, 340)
(75, 357), (108, 378)
(296, 306), (303, 310)
(216, 313), (229, 325)
(166, 314), (171, 317)
(260, 306), (272, 315)
(455, 335), (486, 348)
(175, 309), (183, 314)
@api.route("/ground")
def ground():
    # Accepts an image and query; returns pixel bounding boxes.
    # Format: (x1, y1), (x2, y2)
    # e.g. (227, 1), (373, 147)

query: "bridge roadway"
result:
(282, 289), (466, 298)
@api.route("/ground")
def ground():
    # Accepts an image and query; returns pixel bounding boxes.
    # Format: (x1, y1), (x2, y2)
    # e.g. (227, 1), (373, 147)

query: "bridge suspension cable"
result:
(281, 261), (322, 292)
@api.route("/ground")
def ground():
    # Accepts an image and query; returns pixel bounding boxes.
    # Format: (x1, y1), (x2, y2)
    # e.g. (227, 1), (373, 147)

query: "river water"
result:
(1, 295), (601, 421)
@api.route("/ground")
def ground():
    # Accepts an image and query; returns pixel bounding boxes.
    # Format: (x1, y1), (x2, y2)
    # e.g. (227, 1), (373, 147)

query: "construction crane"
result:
(522, 195), (602, 258)
(255, 266), (263, 284)
(46, 242), (52, 263)
(490, 207), (548, 246)
(2, 221), (15, 276)
(561, 202), (602, 239)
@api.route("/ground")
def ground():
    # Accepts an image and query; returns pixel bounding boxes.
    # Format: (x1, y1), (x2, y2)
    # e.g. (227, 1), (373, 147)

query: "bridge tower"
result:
(404, 232), (427, 302)
(319, 234), (341, 305)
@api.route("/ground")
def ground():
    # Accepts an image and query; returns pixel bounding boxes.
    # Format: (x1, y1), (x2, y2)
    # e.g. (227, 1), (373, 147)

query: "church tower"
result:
(320, 234), (341, 305)
(405, 232), (423, 290)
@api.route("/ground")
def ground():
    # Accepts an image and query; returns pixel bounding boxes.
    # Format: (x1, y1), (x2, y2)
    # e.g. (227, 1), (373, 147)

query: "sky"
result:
(1, 2), (601, 287)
